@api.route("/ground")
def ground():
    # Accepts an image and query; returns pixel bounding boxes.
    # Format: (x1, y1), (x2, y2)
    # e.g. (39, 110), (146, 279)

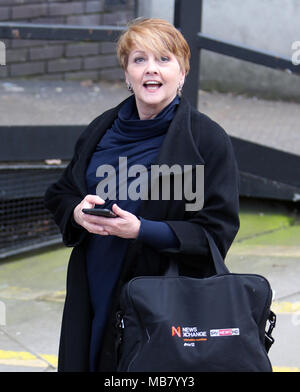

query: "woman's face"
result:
(125, 46), (185, 120)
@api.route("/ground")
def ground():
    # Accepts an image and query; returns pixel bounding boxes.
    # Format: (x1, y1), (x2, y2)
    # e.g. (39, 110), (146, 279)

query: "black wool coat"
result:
(44, 95), (240, 372)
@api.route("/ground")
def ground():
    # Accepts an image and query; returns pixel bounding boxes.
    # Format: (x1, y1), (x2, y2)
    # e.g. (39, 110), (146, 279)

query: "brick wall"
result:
(0, 0), (136, 81)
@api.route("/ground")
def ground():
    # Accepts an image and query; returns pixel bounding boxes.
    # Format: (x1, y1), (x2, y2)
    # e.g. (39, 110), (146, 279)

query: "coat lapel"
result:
(154, 96), (204, 166)
(138, 96), (205, 218)
(71, 101), (126, 195)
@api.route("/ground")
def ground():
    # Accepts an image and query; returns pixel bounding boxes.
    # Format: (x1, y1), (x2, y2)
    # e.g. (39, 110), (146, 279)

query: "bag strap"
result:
(265, 310), (276, 352)
(202, 228), (230, 275)
(164, 229), (276, 353)
(164, 228), (230, 277)
(165, 258), (179, 277)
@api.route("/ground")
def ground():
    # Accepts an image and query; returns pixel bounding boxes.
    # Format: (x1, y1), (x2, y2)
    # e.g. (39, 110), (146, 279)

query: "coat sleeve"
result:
(44, 118), (100, 247)
(163, 116), (240, 261)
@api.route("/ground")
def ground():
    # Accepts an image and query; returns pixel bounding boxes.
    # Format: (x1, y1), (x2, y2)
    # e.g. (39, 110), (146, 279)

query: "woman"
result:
(44, 18), (240, 372)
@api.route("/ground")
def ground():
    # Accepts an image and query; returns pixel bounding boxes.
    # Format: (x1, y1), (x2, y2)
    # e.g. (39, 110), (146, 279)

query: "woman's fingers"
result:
(73, 194), (105, 228)
(73, 198), (140, 238)
(111, 203), (131, 219)
(106, 204), (141, 239)
(83, 194), (105, 208)
(84, 220), (109, 235)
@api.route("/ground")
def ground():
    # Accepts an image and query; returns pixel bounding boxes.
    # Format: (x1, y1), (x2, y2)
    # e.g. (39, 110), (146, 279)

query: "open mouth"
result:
(143, 81), (162, 91)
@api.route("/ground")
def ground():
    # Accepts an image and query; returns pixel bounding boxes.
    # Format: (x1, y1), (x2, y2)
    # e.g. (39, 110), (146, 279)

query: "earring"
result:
(127, 82), (133, 93)
(177, 83), (183, 97)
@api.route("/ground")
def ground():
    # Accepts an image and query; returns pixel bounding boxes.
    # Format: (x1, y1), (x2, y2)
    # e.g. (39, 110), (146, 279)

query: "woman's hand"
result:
(103, 203), (141, 239)
(73, 195), (141, 239)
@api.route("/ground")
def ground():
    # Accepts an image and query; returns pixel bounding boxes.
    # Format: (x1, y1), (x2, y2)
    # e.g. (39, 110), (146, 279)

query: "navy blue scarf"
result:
(113, 94), (180, 139)
(86, 94), (180, 208)
(85, 94), (180, 372)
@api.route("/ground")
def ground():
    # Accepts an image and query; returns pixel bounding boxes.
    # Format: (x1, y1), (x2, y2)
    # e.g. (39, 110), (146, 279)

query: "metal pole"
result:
(0, 22), (124, 41)
(174, 0), (202, 107)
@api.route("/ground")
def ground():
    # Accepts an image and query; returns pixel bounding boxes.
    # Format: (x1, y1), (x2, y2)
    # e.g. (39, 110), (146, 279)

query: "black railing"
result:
(175, 0), (300, 106)
(0, 164), (65, 259)
(0, 21), (124, 42)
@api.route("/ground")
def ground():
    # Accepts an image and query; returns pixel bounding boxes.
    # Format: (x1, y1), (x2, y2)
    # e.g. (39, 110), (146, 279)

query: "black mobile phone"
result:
(82, 208), (117, 218)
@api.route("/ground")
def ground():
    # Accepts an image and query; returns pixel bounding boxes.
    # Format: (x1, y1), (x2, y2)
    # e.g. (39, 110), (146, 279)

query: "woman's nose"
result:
(145, 58), (158, 74)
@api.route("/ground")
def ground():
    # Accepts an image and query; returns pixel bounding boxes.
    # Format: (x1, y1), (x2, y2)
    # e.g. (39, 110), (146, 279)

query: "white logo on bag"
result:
(184, 342), (195, 347)
(182, 327), (207, 338)
(172, 326), (208, 346)
(210, 328), (240, 337)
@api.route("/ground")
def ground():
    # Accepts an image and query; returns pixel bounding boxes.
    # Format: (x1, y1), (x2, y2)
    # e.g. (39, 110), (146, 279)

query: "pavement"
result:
(0, 79), (300, 372)
(0, 78), (299, 154)
(228, 198), (300, 372)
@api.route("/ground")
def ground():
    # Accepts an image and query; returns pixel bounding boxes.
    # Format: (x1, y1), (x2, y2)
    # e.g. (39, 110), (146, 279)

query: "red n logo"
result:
(172, 326), (181, 337)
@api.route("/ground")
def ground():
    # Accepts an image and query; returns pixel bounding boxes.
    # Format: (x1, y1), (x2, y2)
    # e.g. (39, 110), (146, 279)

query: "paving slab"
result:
(0, 247), (70, 372)
(226, 200), (300, 372)
(227, 248), (300, 371)
(0, 80), (129, 126)
(198, 89), (300, 156)
(0, 79), (299, 156)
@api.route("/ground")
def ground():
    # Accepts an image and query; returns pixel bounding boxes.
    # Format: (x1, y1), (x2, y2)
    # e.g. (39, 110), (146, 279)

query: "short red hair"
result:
(117, 18), (190, 74)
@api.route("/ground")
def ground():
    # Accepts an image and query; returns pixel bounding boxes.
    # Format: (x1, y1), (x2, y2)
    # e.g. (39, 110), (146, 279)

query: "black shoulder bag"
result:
(116, 230), (276, 372)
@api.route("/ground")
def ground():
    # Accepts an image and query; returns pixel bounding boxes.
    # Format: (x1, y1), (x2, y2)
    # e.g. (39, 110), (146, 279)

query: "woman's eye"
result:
(160, 56), (170, 62)
(134, 57), (145, 63)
